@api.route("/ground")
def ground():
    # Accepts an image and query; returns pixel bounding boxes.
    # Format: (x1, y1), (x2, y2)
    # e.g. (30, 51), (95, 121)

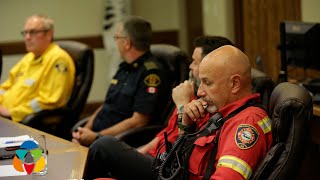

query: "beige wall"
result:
(0, 0), (319, 102)
(0, 0), (179, 102)
(302, 0), (320, 23)
(131, 0), (179, 31)
(0, 0), (105, 42)
(202, 0), (235, 43)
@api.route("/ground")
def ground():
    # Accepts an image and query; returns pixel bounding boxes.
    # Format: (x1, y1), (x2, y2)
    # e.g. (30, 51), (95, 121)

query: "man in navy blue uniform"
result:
(72, 16), (165, 146)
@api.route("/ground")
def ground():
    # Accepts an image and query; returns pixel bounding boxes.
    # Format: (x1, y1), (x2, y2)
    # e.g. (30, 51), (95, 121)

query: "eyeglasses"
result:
(21, 29), (49, 37)
(113, 35), (127, 41)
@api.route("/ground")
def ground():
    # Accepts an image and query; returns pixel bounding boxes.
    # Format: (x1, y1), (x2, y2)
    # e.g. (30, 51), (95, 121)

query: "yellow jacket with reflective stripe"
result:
(0, 43), (75, 122)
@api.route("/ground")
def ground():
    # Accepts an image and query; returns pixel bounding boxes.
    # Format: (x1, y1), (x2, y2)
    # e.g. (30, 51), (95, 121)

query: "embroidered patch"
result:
(110, 79), (118, 85)
(147, 87), (157, 93)
(144, 74), (160, 87)
(235, 124), (259, 149)
(144, 61), (158, 70)
(55, 62), (68, 72)
(133, 63), (139, 68)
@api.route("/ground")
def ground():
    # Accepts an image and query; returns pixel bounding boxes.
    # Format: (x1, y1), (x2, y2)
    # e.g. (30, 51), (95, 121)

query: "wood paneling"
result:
(0, 30), (178, 55)
(185, 0), (203, 55)
(152, 30), (179, 46)
(234, 0), (301, 81)
(234, 0), (244, 51)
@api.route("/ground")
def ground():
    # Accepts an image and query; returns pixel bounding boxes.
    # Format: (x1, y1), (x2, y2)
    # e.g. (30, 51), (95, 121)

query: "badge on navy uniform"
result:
(110, 79), (118, 85)
(144, 73), (160, 94)
(144, 61), (158, 70)
(235, 124), (259, 149)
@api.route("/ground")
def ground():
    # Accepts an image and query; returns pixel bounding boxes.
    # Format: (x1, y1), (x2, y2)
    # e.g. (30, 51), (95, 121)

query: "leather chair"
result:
(114, 44), (189, 145)
(71, 44), (189, 143)
(250, 82), (313, 180)
(149, 44), (189, 123)
(251, 68), (275, 110)
(21, 40), (94, 140)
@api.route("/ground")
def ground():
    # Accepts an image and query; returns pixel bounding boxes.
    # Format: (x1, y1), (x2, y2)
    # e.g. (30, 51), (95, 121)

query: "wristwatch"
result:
(177, 105), (184, 114)
(95, 132), (103, 140)
(177, 115), (196, 133)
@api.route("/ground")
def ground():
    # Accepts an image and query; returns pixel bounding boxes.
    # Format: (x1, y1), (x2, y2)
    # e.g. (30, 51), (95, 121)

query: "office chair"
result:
(250, 82), (313, 180)
(21, 40), (94, 140)
(251, 68), (275, 110)
(71, 44), (189, 143)
(149, 44), (190, 123)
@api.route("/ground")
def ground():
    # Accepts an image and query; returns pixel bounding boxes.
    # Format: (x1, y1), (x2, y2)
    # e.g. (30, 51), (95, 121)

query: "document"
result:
(0, 135), (32, 148)
(0, 165), (27, 177)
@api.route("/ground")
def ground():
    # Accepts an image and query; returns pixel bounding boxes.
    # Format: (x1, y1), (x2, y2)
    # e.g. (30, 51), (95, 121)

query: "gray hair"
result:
(27, 14), (54, 31)
(121, 16), (152, 51)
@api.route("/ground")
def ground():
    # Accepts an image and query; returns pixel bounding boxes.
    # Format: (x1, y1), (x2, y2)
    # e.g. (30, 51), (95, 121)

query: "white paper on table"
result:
(0, 165), (27, 177)
(0, 135), (32, 148)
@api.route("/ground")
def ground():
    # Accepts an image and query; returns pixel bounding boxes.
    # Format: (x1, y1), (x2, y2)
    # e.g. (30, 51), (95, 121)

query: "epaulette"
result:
(144, 61), (158, 70)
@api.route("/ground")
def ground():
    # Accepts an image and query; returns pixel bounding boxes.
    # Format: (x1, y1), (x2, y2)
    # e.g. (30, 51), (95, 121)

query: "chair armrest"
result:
(20, 108), (74, 139)
(115, 125), (165, 148)
(70, 116), (90, 132)
(21, 108), (72, 125)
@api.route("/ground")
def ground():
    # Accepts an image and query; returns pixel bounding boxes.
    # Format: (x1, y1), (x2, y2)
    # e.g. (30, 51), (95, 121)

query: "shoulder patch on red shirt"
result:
(235, 124), (259, 149)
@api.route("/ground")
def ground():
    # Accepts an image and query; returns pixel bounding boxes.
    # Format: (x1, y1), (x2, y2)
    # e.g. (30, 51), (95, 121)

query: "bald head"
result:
(202, 45), (250, 76)
(197, 45), (252, 108)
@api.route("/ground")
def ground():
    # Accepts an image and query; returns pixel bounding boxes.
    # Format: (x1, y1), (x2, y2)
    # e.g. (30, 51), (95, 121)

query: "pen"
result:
(3, 140), (26, 144)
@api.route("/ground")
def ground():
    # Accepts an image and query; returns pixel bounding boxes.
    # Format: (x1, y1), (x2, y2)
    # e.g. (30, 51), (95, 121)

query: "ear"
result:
(124, 38), (132, 50)
(230, 74), (241, 94)
(46, 30), (53, 41)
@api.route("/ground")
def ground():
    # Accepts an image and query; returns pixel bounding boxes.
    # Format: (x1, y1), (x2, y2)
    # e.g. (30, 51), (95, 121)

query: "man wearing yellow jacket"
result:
(0, 14), (75, 122)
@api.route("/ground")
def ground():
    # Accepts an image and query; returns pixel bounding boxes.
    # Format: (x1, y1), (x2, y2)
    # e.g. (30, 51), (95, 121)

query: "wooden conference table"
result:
(313, 105), (320, 117)
(311, 105), (320, 144)
(0, 118), (88, 179)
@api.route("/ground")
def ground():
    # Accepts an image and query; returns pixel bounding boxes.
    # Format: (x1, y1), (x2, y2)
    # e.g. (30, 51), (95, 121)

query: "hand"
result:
(172, 80), (194, 107)
(73, 127), (97, 146)
(72, 138), (80, 144)
(137, 137), (159, 155)
(0, 105), (10, 118)
(182, 99), (207, 126)
(72, 131), (81, 144)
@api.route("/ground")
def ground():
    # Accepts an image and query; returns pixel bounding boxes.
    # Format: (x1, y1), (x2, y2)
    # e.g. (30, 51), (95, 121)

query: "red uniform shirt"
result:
(149, 98), (208, 157)
(148, 108), (179, 157)
(188, 93), (273, 180)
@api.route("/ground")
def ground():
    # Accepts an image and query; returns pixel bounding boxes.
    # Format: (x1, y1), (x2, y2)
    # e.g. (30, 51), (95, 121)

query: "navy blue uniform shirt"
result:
(92, 51), (163, 131)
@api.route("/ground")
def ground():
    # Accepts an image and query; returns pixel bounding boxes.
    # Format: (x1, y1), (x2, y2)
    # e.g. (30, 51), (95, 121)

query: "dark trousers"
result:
(84, 136), (156, 180)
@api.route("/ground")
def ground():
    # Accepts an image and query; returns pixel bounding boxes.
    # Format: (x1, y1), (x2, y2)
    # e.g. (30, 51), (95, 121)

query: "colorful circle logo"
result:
(12, 140), (46, 175)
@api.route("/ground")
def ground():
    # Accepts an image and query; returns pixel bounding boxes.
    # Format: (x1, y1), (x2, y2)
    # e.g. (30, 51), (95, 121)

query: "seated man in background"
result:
(139, 36), (234, 156)
(72, 16), (165, 146)
(85, 45), (273, 179)
(0, 14), (75, 122)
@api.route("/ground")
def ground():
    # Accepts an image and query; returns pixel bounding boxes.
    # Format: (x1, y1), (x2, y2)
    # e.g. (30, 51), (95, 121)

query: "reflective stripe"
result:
(257, 116), (272, 134)
(30, 99), (42, 112)
(0, 89), (6, 95)
(24, 79), (35, 86)
(217, 155), (252, 180)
